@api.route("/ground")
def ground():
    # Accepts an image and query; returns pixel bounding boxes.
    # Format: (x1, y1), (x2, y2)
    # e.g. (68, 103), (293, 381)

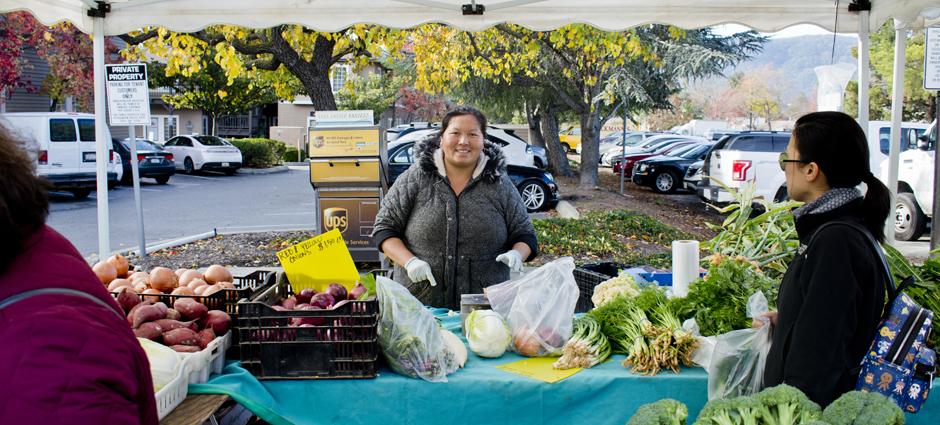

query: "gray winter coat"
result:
(372, 137), (539, 309)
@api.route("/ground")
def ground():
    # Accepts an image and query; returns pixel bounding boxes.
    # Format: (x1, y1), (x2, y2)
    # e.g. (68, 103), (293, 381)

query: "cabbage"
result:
(465, 310), (511, 358)
(138, 337), (182, 392)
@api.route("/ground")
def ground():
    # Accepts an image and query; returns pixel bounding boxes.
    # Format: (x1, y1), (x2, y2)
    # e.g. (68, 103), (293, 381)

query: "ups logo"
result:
(324, 208), (349, 233)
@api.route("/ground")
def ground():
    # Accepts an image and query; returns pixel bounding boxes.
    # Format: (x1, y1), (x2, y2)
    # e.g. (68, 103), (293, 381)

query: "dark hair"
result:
(0, 124), (50, 272)
(792, 111), (891, 243)
(437, 106), (488, 142)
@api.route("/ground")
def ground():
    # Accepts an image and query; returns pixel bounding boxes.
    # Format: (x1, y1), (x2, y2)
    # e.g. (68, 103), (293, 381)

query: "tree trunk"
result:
(210, 114), (217, 136)
(541, 105), (574, 177)
(525, 102), (546, 148)
(269, 26), (338, 111)
(578, 109), (602, 188)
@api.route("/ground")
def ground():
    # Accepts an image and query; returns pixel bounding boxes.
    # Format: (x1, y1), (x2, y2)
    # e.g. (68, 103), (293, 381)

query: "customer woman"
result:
(372, 106), (538, 309)
(762, 111), (892, 406)
(0, 124), (158, 424)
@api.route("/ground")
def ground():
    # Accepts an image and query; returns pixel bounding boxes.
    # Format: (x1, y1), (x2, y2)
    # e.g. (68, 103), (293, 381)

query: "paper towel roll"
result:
(671, 240), (699, 298)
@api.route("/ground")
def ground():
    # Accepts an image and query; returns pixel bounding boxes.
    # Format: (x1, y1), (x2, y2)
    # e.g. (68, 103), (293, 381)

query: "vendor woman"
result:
(372, 106), (538, 309)
(763, 111), (891, 406)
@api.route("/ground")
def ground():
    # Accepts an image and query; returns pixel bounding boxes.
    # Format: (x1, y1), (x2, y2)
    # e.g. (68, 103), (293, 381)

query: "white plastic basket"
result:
(155, 358), (188, 420)
(180, 331), (231, 384)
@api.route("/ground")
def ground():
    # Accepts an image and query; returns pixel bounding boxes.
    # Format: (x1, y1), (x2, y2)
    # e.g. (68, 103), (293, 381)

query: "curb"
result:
(283, 162), (309, 167)
(236, 165), (289, 175)
(555, 200), (580, 219)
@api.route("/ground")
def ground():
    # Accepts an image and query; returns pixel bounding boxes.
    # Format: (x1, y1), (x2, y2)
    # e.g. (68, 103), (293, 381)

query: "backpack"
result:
(806, 221), (935, 412)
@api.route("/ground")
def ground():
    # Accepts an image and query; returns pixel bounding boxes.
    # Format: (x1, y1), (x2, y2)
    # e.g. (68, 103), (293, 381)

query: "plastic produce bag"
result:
(693, 291), (772, 400)
(485, 257), (579, 357)
(376, 276), (459, 382)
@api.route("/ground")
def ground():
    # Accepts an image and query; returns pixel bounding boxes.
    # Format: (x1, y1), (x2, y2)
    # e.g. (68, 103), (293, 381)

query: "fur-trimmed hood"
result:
(413, 133), (507, 183)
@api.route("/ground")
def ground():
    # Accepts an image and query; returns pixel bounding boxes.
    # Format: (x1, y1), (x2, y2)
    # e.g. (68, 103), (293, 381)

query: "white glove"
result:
(404, 257), (438, 287)
(496, 250), (525, 273)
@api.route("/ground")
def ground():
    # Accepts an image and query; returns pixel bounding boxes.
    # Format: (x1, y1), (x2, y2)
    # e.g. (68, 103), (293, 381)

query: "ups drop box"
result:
(318, 190), (380, 262)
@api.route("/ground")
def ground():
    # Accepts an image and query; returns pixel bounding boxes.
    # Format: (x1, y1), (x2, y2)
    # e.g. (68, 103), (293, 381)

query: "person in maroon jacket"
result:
(0, 124), (158, 424)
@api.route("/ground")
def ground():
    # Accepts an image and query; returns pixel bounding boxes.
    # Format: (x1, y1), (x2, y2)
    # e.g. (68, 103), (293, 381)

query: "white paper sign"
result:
(925, 27), (940, 91)
(106, 63), (151, 126)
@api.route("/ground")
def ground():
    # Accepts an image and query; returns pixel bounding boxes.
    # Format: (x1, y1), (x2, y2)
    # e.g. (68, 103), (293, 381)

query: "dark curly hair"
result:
(0, 123), (50, 272)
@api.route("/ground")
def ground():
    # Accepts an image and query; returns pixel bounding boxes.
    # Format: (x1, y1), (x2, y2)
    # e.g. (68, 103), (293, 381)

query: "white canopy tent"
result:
(2, 0), (938, 256)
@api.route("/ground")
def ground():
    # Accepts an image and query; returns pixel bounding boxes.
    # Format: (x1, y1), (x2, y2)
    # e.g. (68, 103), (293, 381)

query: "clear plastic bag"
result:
(376, 276), (458, 382)
(692, 291), (772, 400)
(485, 257), (579, 357)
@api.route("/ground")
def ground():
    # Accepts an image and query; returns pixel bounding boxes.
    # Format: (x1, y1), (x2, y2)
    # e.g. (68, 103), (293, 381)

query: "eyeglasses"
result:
(778, 152), (810, 171)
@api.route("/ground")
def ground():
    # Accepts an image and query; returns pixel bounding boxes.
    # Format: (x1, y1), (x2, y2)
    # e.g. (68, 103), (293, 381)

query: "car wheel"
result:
(651, 170), (678, 194)
(519, 180), (548, 212)
(184, 157), (195, 174)
(895, 192), (926, 241)
(71, 189), (91, 200)
(560, 143), (571, 155)
(154, 176), (170, 185)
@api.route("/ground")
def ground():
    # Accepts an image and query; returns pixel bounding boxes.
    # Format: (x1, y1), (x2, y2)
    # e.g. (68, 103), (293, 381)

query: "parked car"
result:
(603, 134), (706, 167)
(699, 131), (790, 204)
(632, 142), (715, 193)
(559, 126), (581, 154)
(391, 126), (541, 168)
(162, 135), (243, 175)
(879, 119), (937, 240)
(386, 140), (559, 212)
(386, 122), (437, 142)
(1, 112), (118, 199)
(112, 138), (175, 185)
(599, 132), (656, 162)
(684, 160), (705, 191)
(611, 140), (701, 177)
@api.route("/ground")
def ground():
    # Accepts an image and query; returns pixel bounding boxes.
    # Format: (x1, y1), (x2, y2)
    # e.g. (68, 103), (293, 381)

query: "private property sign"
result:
(105, 63), (151, 126)
(926, 27), (940, 91)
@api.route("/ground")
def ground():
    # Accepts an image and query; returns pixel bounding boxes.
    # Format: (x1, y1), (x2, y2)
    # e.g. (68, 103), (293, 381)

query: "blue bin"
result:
(639, 271), (707, 286)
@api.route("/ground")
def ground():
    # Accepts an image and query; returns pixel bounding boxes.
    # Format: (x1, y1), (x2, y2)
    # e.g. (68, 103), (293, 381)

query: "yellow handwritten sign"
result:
(495, 357), (582, 383)
(275, 229), (360, 292)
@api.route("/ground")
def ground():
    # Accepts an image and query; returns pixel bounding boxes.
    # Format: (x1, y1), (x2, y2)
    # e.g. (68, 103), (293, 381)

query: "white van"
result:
(880, 120), (936, 241)
(868, 120), (931, 173)
(1, 112), (118, 199)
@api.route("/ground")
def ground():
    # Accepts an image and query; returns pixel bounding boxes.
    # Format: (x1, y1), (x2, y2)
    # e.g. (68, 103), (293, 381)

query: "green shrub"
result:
(229, 138), (284, 168)
(283, 147), (308, 162)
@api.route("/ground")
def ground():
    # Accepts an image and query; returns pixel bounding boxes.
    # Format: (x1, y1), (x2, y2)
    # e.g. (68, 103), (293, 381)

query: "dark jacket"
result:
(0, 226), (159, 424)
(372, 137), (538, 309)
(763, 200), (886, 407)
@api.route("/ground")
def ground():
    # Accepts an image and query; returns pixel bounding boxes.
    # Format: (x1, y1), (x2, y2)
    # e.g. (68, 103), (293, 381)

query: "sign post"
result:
(106, 63), (151, 258)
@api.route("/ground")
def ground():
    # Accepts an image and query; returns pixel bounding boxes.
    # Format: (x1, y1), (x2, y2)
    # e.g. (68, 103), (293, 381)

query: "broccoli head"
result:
(754, 384), (822, 425)
(821, 391), (904, 425)
(693, 398), (740, 425)
(628, 399), (689, 425)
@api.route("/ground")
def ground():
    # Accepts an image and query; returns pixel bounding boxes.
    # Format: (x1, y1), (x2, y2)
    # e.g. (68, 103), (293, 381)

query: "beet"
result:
(325, 283), (348, 302)
(296, 288), (316, 304)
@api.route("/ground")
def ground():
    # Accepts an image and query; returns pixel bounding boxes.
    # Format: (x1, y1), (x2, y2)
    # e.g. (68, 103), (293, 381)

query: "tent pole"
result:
(885, 20), (906, 243)
(93, 16), (111, 258)
(857, 8), (871, 137)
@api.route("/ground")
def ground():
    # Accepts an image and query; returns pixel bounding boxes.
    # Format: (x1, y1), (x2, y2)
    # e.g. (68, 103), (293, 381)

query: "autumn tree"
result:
(0, 13), (38, 98)
(121, 25), (398, 111)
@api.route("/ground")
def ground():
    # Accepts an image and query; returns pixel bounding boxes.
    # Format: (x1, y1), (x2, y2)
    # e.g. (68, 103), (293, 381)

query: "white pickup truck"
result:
(698, 132), (791, 204)
(882, 120), (936, 240)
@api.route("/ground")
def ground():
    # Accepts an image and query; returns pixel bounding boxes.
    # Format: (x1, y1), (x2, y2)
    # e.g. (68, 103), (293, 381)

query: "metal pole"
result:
(128, 127), (147, 258)
(886, 21), (906, 243)
(857, 9), (871, 137)
(932, 94), (940, 253)
(93, 17), (111, 258)
(619, 99), (627, 194)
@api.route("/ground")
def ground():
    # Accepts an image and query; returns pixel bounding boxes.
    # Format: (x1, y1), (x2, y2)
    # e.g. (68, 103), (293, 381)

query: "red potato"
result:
(115, 287), (141, 314)
(131, 304), (165, 328)
(134, 322), (163, 341)
(165, 308), (181, 321)
(173, 298), (208, 321)
(170, 345), (201, 353)
(201, 310), (232, 335)
(154, 319), (197, 332)
(197, 328), (216, 349)
(163, 328), (200, 346)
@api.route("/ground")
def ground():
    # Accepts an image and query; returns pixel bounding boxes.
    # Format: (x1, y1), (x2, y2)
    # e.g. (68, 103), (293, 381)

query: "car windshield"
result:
(663, 143), (697, 156)
(194, 136), (228, 146)
(679, 144), (711, 159)
(123, 139), (160, 151)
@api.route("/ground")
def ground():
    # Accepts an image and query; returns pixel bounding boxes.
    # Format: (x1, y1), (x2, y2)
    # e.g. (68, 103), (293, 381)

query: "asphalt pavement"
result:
(48, 167), (318, 259)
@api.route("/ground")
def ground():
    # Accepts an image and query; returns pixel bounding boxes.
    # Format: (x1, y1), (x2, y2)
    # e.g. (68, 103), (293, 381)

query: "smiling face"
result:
(440, 114), (484, 170)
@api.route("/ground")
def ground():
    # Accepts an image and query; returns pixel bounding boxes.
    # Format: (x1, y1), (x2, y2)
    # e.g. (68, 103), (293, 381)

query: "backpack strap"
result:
(0, 288), (125, 320)
(804, 220), (914, 304)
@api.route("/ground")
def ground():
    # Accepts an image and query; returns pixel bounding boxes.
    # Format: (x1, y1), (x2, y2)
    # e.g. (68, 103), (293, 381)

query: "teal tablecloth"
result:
(189, 309), (940, 425)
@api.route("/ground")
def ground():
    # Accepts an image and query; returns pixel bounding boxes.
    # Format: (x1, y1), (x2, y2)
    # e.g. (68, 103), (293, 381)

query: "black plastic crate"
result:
(236, 271), (384, 380)
(573, 267), (611, 313)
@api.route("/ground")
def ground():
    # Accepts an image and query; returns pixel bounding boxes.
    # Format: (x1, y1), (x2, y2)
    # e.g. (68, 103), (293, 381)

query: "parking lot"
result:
(47, 168), (318, 258)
